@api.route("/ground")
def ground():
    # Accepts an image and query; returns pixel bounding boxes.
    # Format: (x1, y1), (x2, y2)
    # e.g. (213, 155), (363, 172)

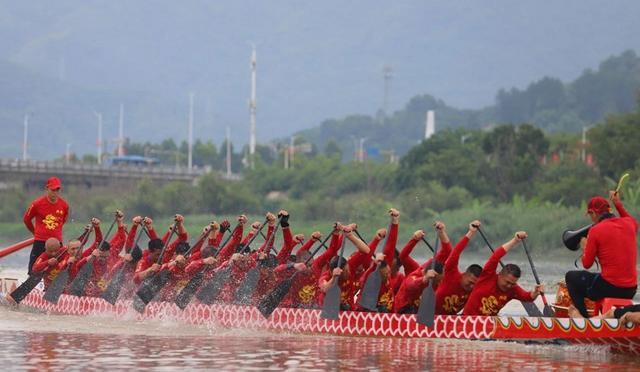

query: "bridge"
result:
(0, 159), (242, 190)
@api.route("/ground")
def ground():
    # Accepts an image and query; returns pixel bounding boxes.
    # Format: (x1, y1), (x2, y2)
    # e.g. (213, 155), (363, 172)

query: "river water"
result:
(2, 254), (640, 370)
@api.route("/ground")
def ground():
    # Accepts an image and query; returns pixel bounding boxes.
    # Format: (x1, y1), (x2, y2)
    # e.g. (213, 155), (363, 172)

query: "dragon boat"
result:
(10, 289), (640, 355)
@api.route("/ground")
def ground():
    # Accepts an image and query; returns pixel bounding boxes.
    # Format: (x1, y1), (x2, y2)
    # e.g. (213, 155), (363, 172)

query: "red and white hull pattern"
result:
(20, 290), (640, 354)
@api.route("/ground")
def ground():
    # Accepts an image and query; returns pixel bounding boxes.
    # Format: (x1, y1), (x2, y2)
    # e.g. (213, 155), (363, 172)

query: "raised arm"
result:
(382, 209), (400, 267)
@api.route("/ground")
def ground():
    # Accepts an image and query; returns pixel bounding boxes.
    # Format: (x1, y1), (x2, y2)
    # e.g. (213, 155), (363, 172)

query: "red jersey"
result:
(133, 231), (188, 284)
(32, 251), (65, 289)
(349, 235), (382, 294)
(23, 195), (69, 241)
(435, 236), (471, 315)
(75, 226), (128, 297)
(274, 238), (338, 308)
(392, 241), (453, 313)
(317, 234), (366, 309)
(583, 201), (638, 288)
(463, 247), (533, 316)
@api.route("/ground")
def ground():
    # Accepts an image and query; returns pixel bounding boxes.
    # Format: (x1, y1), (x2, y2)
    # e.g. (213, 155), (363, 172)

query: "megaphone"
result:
(562, 224), (592, 251)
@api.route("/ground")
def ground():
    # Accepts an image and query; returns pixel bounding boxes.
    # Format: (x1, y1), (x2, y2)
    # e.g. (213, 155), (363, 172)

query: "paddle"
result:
(195, 218), (270, 305)
(233, 217), (282, 305)
(69, 215), (118, 297)
(358, 222), (393, 311)
(43, 225), (94, 304)
(0, 238), (35, 259)
(8, 243), (71, 304)
(416, 234), (438, 327)
(616, 172), (630, 193)
(132, 220), (180, 313)
(476, 227), (544, 317)
(175, 222), (241, 309)
(521, 238), (555, 317)
(257, 229), (335, 318)
(320, 233), (347, 320)
(101, 224), (147, 305)
(421, 237), (435, 254)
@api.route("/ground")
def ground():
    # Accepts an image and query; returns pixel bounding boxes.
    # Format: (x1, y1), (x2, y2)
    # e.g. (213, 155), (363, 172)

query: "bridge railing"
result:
(0, 158), (207, 177)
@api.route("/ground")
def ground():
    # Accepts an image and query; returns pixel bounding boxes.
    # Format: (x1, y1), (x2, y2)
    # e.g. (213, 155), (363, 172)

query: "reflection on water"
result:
(0, 309), (638, 371)
(2, 330), (638, 371)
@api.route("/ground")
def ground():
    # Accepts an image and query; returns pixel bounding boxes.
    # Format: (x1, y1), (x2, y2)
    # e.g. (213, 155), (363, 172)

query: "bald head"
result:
(45, 238), (61, 255)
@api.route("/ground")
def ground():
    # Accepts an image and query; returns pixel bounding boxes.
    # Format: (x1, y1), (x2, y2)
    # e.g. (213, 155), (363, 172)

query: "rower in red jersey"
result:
(357, 208), (401, 312)
(348, 227), (385, 293)
(392, 221), (452, 314)
(157, 221), (222, 302)
(105, 216), (147, 298)
(134, 215), (188, 285)
(188, 221), (227, 262)
(434, 220), (483, 315)
(463, 231), (544, 316)
(184, 216), (248, 283)
(250, 210), (309, 305)
(215, 213), (277, 304)
(75, 212), (128, 297)
(272, 230), (331, 308)
(31, 238), (64, 290)
(318, 224), (370, 310)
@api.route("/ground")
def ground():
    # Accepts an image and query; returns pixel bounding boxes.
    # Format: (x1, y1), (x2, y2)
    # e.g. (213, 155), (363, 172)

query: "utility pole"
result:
(94, 111), (103, 164)
(226, 126), (232, 177)
(581, 126), (587, 163)
(290, 136), (295, 169)
(188, 92), (194, 172)
(65, 143), (72, 165)
(118, 103), (125, 156)
(383, 65), (393, 118)
(358, 137), (368, 163)
(425, 110), (435, 139)
(22, 114), (29, 161)
(249, 46), (257, 169)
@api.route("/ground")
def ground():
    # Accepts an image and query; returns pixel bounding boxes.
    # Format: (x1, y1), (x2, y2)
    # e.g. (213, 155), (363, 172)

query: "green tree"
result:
(589, 107), (640, 178)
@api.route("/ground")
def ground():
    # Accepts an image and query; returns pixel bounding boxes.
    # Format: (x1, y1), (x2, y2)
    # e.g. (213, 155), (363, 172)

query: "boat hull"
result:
(17, 290), (640, 354)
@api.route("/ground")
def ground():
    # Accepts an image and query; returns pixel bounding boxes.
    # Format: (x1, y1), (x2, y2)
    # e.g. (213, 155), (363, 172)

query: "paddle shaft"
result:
(477, 227), (505, 269)
(236, 218), (270, 254)
(521, 239), (551, 306)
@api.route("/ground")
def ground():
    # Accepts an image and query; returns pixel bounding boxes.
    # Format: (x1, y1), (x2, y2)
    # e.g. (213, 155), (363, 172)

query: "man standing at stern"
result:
(23, 177), (69, 274)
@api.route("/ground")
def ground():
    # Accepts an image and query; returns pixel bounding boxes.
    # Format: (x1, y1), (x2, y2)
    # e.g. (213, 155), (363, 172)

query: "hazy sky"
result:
(1, 0), (639, 157)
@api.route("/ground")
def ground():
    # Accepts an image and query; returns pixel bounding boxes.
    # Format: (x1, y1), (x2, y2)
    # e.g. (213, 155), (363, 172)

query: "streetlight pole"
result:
(22, 114), (29, 161)
(359, 137), (368, 163)
(188, 92), (194, 172)
(94, 111), (103, 164)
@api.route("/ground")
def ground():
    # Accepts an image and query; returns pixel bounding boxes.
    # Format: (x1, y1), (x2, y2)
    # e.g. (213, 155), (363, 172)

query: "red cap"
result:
(46, 177), (62, 190)
(587, 196), (610, 215)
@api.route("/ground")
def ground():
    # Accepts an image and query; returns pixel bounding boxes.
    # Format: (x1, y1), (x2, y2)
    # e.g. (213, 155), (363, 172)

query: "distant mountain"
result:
(296, 51), (640, 159)
(1, 1), (640, 159)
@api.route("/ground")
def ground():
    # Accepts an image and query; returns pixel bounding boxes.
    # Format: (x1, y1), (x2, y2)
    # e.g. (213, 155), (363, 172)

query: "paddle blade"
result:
(9, 273), (43, 304)
(543, 304), (556, 317)
(195, 266), (230, 305)
(320, 283), (342, 320)
(257, 276), (295, 318)
(416, 284), (435, 327)
(175, 271), (205, 310)
(101, 267), (127, 305)
(134, 271), (170, 312)
(357, 268), (381, 311)
(43, 270), (70, 304)
(521, 301), (544, 317)
(234, 268), (260, 305)
(69, 260), (94, 297)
